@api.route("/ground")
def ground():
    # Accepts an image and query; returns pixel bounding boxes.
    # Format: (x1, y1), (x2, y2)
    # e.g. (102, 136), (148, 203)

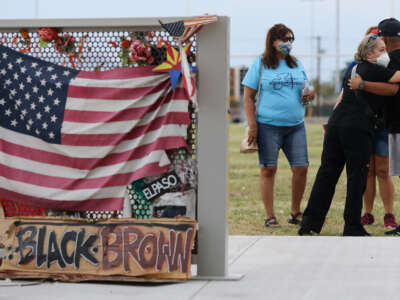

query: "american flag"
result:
(159, 15), (218, 43)
(0, 45), (190, 211)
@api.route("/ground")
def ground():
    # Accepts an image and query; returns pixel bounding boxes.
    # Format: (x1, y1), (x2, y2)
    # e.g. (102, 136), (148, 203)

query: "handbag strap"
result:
(255, 59), (263, 114)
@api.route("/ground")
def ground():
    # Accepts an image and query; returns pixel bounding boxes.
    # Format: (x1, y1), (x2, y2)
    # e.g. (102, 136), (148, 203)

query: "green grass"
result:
(228, 123), (400, 236)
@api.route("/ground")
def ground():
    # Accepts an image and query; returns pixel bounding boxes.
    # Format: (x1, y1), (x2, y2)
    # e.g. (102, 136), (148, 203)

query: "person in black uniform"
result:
(299, 33), (400, 236)
(348, 18), (400, 235)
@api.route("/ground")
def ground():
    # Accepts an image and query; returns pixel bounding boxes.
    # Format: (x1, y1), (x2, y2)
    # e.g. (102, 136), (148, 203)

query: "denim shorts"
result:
(372, 120), (389, 157)
(257, 122), (309, 167)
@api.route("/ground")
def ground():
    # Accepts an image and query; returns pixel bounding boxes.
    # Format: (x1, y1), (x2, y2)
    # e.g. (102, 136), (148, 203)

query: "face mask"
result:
(278, 41), (292, 55)
(376, 52), (390, 67)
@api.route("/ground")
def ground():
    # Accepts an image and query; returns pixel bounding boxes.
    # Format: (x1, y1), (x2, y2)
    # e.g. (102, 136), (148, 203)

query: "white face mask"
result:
(376, 52), (390, 67)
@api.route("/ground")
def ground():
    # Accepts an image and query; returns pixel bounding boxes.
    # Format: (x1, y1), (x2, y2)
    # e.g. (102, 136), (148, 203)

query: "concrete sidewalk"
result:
(1, 236), (400, 300)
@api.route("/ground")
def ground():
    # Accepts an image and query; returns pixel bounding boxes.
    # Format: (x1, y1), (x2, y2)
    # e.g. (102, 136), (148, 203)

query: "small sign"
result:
(141, 172), (181, 202)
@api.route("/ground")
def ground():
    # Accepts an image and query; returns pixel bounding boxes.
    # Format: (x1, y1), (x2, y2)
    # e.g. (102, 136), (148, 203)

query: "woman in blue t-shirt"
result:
(242, 24), (315, 228)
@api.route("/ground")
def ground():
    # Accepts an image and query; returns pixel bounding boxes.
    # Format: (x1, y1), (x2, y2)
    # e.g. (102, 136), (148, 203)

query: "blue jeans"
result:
(257, 122), (309, 167)
(372, 120), (389, 157)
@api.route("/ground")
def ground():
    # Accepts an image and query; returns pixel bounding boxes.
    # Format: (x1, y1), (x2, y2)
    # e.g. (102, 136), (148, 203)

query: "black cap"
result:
(378, 18), (400, 36)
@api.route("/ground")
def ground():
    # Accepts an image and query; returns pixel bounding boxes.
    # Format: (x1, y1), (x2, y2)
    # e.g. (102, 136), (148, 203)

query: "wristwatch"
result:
(358, 80), (365, 90)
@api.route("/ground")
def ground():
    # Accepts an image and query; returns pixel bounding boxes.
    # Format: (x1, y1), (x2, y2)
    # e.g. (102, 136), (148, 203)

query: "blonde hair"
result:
(365, 26), (378, 35)
(354, 34), (381, 62)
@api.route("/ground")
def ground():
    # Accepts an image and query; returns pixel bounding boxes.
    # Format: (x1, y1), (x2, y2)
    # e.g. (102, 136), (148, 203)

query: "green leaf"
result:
(39, 39), (49, 48)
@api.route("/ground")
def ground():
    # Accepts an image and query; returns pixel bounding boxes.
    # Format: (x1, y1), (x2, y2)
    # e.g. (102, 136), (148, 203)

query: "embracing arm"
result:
(348, 74), (399, 96)
(243, 86), (258, 145)
(333, 89), (344, 110)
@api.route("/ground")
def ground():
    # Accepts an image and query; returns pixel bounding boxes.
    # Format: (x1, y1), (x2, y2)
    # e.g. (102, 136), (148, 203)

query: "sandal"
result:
(265, 216), (280, 227)
(288, 212), (302, 225)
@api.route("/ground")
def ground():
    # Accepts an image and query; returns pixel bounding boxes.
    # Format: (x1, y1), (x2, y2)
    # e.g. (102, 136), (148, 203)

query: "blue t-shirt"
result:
(242, 57), (308, 126)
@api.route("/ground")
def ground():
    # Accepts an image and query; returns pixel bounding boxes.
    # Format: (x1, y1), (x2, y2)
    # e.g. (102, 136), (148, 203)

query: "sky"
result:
(1, 0), (399, 82)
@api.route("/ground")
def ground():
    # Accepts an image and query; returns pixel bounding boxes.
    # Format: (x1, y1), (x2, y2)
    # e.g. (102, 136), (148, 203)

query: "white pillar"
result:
(196, 16), (230, 278)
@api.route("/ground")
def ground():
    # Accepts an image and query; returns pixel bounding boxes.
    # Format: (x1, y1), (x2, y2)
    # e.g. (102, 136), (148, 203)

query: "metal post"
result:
(335, 0), (340, 91)
(316, 36), (321, 116)
(195, 16), (241, 280)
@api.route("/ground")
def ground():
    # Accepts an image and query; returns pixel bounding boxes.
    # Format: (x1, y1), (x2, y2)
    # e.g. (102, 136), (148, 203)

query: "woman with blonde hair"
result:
(299, 33), (400, 236)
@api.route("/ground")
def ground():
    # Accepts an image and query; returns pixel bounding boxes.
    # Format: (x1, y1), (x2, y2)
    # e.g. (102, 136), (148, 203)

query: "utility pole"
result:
(316, 36), (322, 116)
(300, 0), (323, 81)
(393, 0), (396, 17)
(335, 0), (340, 92)
(34, 0), (39, 18)
(186, 0), (191, 16)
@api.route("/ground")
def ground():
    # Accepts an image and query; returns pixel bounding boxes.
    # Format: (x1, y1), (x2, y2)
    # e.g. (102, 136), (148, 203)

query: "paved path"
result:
(1, 236), (400, 300)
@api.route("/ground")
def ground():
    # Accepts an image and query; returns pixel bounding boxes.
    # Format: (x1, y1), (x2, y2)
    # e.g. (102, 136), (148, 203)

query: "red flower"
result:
(121, 39), (131, 49)
(39, 27), (58, 42)
(130, 40), (154, 64)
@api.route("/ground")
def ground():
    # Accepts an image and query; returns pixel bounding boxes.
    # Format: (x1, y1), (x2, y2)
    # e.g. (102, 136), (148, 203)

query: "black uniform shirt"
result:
(329, 61), (395, 133)
(384, 49), (400, 133)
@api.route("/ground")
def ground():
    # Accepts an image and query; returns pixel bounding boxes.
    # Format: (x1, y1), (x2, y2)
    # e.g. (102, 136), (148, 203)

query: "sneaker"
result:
(384, 213), (398, 228)
(361, 213), (374, 225)
(385, 225), (400, 236)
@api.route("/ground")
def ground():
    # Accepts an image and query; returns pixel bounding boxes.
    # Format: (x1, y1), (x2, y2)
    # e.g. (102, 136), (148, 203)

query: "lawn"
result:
(228, 123), (400, 236)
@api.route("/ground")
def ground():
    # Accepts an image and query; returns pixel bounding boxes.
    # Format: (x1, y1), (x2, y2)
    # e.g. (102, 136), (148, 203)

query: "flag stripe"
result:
(77, 66), (161, 80)
(0, 115), (188, 159)
(62, 100), (188, 134)
(63, 91), (188, 123)
(1, 133), (187, 171)
(0, 177), (126, 201)
(62, 113), (189, 147)
(1, 148), (173, 181)
(0, 188), (124, 211)
(71, 74), (168, 88)
(67, 78), (171, 100)
(0, 151), (172, 189)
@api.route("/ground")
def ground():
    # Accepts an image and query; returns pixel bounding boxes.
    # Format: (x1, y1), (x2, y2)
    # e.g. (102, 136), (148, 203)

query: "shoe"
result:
(264, 216), (280, 228)
(288, 212), (302, 225)
(361, 213), (374, 225)
(384, 213), (398, 228)
(343, 225), (371, 236)
(385, 225), (400, 235)
(298, 222), (318, 236)
(298, 226), (315, 236)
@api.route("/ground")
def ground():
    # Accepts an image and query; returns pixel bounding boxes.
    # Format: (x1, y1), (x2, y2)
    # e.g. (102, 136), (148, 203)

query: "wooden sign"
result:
(0, 216), (196, 282)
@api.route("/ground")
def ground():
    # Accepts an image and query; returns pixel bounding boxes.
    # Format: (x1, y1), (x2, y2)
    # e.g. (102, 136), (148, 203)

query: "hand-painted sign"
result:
(141, 172), (181, 202)
(0, 217), (196, 281)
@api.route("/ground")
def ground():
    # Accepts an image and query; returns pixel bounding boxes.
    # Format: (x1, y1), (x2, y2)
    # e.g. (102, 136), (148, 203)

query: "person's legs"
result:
(300, 125), (345, 234)
(340, 127), (372, 234)
(363, 155), (376, 214)
(291, 166), (308, 218)
(282, 123), (309, 222)
(260, 166), (277, 218)
(375, 155), (395, 214)
(257, 123), (283, 224)
(385, 133), (400, 235)
(372, 124), (397, 227)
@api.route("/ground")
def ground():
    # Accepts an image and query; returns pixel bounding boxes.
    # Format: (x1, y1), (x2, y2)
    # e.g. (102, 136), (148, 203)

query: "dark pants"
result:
(302, 125), (372, 233)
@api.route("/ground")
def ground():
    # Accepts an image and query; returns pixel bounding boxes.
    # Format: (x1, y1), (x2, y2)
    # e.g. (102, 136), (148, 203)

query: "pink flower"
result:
(130, 40), (154, 64)
(39, 27), (58, 42)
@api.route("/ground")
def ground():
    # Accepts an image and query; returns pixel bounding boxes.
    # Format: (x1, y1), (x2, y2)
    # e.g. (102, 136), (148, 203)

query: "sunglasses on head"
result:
(281, 36), (294, 42)
(368, 34), (378, 41)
